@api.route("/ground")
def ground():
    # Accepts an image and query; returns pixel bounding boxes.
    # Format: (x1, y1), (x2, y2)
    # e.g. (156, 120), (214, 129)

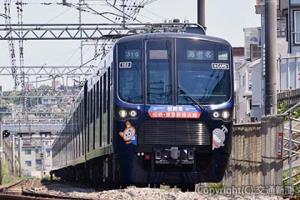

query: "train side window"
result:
(87, 91), (90, 152)
(76, 109), (79, 158)
(69, 119), (72, 160)
(81, 102), (84, 155)
(78, 103), (81, 156)
(90, 90), (93, 123)
(80, 103), (82, 156)
(93, 85), (95, 123)
(73, 114), (76, 159)
(103, 72), (107, 113)
(90, 87), (94, 150)
(74, 115), (77, 159)
(93, 84), (96, 149)
(68, 119), (70, 160)
(99, 76), (103, 147)
(74, 116), (77, 159)
(73, 116), (75, 159)
(71, 117), (73, 160)
(96, 81), (99, 118)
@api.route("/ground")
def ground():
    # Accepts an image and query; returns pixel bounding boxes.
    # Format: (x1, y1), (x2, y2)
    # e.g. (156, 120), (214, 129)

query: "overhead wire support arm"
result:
(0, 23), (205, 40)
(4, 0), (19, 88)
(0, 23), (126, 40)
(0, 65), (96, 76)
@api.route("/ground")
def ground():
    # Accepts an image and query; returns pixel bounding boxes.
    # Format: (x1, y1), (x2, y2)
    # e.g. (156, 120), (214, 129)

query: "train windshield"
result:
(117, 38), (231, 105)
(176, 39), (231, 105)
(118, 41), (143, 103)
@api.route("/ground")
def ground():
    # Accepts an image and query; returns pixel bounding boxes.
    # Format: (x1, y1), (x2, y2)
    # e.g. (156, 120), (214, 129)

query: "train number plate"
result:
(212, 63), (229, 70)
(119, 62), (132, 68)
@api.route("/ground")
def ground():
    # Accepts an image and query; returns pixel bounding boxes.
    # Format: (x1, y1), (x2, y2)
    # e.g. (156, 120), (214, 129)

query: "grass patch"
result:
(1, 160), (23, 186)
(283, 166), (300, 196)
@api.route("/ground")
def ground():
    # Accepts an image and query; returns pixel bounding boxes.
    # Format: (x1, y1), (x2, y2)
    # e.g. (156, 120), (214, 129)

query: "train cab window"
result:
(146, 40), (172, 104)
(117, 41), (143, 104)
(176, 39), (231, 105)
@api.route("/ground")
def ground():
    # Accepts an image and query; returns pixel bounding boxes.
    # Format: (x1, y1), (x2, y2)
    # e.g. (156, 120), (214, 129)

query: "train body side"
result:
(52, 50), (115, 172)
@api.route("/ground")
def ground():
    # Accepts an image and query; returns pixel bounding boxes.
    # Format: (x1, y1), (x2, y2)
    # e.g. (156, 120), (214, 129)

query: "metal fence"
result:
(224, 116), (284, 187)
(278, 88), (300, 108)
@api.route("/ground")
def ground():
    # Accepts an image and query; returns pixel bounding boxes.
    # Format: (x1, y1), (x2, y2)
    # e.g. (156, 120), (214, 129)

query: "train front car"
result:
(114, 33), (233, 187)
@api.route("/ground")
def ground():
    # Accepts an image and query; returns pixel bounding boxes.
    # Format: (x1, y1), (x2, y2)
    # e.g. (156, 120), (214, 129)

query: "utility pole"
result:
(288, 0), (292, 53)
(264, 0), (277, 115)
(197, 0), (205, 28)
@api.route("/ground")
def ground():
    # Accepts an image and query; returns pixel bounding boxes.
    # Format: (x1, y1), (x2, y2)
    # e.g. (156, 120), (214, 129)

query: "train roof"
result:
(116, 32), (231, 47)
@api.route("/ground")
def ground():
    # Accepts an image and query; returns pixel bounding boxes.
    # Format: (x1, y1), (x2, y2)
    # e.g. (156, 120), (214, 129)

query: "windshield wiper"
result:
(178, 86), (205, 111)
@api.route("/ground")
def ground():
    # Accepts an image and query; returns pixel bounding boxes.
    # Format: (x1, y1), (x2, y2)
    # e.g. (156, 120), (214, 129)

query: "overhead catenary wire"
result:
(1, 0), (161, 83)
(43, 6), (73, 24)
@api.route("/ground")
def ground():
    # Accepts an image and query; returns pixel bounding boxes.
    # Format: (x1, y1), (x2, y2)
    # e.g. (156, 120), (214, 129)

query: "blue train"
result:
(51, 27), (233, 189)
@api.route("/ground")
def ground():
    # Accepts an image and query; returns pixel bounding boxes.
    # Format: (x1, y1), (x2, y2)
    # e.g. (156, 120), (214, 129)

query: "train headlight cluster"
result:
(221, 111), (230, 120)
(129, 110), (137, 117)
(212, 110), (231, 120)
(212, 111), (220, 118)
(119, 109), (128, 118)
(118, 109), (138, 118)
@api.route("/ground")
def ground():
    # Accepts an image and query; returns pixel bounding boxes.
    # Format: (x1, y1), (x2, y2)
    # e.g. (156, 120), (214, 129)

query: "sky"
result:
(143, 0), (261, 46)
(0, 0), (261, 90)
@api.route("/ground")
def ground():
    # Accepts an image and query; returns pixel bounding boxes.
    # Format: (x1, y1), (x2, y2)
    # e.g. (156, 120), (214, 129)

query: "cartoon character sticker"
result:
(119, 121), (137, 145)
(212, 125), (228, 150)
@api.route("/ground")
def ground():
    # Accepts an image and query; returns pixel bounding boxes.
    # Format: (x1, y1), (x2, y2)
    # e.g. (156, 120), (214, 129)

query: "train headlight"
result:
(188, 150), (194, 160)
(222, 111), (230, 120)
(129, 110), (137, 117)
(155, 150), (161, 160)
(212, 111), (220, 118)
(119, 109), (127, 118)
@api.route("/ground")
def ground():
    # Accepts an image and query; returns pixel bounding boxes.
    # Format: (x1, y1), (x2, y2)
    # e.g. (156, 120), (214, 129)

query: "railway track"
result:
(0, 178), (93, 200)
(0, 178), (288, 200)
(0, 190), (93, 200)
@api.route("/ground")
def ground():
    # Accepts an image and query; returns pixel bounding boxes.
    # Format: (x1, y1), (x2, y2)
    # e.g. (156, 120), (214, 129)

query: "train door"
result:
(145, 39), (173, 105)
